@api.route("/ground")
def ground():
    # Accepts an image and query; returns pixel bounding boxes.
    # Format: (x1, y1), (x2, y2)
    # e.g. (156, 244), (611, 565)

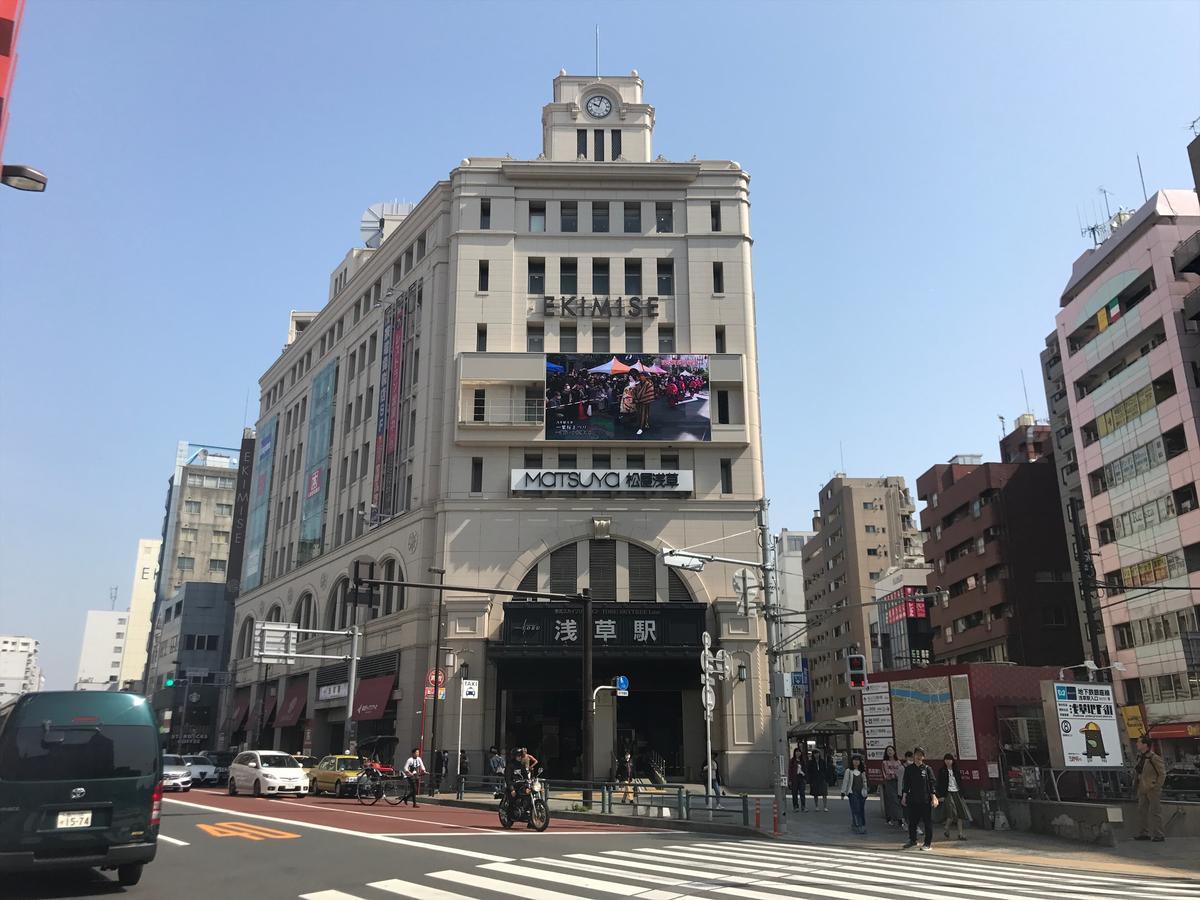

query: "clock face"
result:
(586, 95), (612, 118)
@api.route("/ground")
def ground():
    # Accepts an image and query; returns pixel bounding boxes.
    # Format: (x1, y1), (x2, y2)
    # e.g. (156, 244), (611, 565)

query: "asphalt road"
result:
(5, 787), (1200, 900)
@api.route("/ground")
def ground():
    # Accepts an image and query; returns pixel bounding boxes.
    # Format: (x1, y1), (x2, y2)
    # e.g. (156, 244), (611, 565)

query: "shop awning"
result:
(1147, 722), (1200, 740)
(788, 719), (855, 739)
(229, 694), (250, 730)
(274, 680), (308, 728)
(351, 674), (395, 721)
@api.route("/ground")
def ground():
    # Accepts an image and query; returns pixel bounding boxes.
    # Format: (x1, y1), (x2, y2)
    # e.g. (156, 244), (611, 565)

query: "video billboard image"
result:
(546, 354), (710, 441)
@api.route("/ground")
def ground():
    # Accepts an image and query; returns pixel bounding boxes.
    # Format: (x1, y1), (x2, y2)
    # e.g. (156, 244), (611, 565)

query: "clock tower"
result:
(541, 70), (655, 163)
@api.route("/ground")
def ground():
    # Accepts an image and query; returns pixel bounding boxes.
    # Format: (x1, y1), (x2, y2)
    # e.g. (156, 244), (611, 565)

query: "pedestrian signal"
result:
(847, 654), (867, 690)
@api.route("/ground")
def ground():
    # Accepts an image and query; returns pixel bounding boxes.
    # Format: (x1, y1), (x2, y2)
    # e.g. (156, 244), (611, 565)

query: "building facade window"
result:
(611, 129), (622, 159)
(657, 258), (674, 295)
(658, 325), (675, 353)
(479, 198), (491, 229)
(527, 324), (544, 353)
(528, 258), (545, 294)
(470, 457), (483, 493)
(593, 128), (605, 162)
(713, 261), (725, 293)
(560, 324), (577, 352)
(710, 200), (722, 231)
(478, 259), (489, 291)
(626, 325), (643, 353)
(529, 201), (546, 232)
(592, 258), (610, 294)
(561, 201), (578, 232)
(720, 459), (733, 494)
(593, 324), (610, 353)
(473, 389), (486, 422)
(655, 202), (673, 233)
(560, 258), (578, 294)
(476, 324), (487, 351)
(624, 202), (640, 233)
(624, 258), (642, 295)
(592, 201), (609, 233)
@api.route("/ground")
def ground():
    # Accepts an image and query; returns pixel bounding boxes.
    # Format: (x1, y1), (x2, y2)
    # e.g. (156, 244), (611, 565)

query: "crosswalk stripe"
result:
(431, 869), (593, 900)
(528, 855), (690, 887)
(584, 851), (760, 884)
(728, 840), (1200, 895)
(681, 844), (1128, 900)
(672, 844), (1116, 900)
(367, 878), (479, 900)
(481, 861), (647, 896)
(299, 892), (366, 900)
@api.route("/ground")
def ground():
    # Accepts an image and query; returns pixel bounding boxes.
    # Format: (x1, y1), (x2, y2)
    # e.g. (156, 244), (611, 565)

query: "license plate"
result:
(56, 811), (92, 829)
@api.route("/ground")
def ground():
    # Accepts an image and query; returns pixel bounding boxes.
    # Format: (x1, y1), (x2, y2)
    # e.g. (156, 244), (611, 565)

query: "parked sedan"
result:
(206, 750), (236, 784)
(161, 754), (193, 792)
(293, 755), (320, 784)
(182, 754), (218, 785)
(227, 751), (309, 798)
(309, 755), (365, 797)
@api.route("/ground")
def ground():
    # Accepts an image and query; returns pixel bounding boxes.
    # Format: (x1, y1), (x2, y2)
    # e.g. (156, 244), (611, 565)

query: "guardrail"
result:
(451, 774), (755, 827)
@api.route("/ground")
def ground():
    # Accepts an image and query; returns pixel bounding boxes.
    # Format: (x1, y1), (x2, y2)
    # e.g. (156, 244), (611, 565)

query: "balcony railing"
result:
(1172, 229), (1200, 277)
(461, 401), (544, 426)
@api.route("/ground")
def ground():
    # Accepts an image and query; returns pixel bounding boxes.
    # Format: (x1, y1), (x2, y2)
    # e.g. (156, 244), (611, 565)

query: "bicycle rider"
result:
(401, 747), (427, 808)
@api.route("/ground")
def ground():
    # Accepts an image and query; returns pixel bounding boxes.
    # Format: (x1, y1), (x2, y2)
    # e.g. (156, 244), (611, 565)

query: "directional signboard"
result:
(253, 622), (298, 665)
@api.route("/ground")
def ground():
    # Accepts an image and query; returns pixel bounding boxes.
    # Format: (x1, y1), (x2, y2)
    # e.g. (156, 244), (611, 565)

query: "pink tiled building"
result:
(1050, 152), (1200, 762)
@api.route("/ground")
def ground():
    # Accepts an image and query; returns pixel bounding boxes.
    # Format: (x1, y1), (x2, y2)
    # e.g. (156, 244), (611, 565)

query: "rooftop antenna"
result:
(1188, 116), (1200, 137)
(1136, 155), (1148, 203)
(998, 415), (1006, 437)
(595, 24), (599, 78)
(1099, 186), (1115, 220)
(243, 387), (250, 428)
(839, 440), (845, 474)
(109, 586), (118, 611)
(1020, 369), (1032, 416)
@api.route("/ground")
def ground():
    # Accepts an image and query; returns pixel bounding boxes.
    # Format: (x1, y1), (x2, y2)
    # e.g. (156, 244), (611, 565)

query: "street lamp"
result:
(1059, 660), (1126, 682)
(1, 165), (47, 192)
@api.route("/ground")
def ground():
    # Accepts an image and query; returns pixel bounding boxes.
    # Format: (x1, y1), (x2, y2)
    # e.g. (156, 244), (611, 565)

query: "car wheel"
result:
(183, 786), (191, 792)
(310, 778), (320, 796)
(334, 779), (342, 797)
(253, 779), (263, 798)
(228, 777), (238, 796)
(117, 863), (144, 886)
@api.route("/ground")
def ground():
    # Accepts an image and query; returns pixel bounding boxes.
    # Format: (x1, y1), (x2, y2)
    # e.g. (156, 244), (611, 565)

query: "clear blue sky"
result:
(2, 1), (1197, 690)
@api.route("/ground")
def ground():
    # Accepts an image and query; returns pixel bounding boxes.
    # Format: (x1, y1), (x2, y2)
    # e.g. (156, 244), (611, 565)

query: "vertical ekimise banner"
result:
(297, 361), (337, 564)
(241, 416), (278, 591)
(371, 313), (394, 514)
(381, 301), (405, 516)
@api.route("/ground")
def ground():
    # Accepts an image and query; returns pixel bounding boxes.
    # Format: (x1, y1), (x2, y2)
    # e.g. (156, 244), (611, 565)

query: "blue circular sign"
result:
(615, 675), (630, 691)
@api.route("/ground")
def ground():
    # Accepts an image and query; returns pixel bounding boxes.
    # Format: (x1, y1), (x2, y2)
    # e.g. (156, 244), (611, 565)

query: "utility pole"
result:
(758, 499), (788, 834)
(581, 589), (594, 806)
(1070, 496), (1105, 677)
(428, 567), (446, 795)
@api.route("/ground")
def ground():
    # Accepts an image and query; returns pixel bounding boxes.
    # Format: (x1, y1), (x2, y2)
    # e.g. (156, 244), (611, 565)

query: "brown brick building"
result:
(917, 417), (1084, 667)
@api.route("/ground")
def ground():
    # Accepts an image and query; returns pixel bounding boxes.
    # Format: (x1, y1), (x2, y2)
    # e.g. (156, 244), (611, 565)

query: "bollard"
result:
(676, 786), (685, 821)
(456, 776), (464, 801)
(773, 797), (780, 835)
(754, 797), (761, 829)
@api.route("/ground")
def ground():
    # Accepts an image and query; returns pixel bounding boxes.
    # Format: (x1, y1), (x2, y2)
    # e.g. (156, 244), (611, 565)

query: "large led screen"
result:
(546, 354), (710, 441)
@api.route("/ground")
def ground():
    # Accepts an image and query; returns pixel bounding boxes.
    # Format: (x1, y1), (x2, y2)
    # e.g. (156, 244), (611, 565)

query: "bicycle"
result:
(356, 763), (391, 805)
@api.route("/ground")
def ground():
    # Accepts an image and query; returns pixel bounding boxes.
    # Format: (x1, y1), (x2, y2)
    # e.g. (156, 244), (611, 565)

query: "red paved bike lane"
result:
(170, 787), (637, 835)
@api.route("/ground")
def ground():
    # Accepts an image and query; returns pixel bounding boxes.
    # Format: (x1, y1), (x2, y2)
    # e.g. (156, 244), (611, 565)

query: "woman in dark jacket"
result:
(805, 749), (830, 811)
(936, 753), (970, 840)
(787, 748), (807, 811)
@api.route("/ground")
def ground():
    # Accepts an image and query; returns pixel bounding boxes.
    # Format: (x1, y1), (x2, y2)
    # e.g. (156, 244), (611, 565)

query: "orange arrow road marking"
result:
(197, 821), (301, 840)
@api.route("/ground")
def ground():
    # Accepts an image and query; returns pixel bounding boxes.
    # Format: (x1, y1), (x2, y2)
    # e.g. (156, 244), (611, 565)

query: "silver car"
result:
(183, 754), (218, 785)
(161, 754), (193, 792)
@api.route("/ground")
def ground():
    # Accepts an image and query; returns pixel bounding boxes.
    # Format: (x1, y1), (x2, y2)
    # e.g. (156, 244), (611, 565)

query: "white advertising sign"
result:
(1051, 682), (1123, 768)
(951, 674), (978, 761)
(318, 683), (348, 702)
(511, 469), (694, 494)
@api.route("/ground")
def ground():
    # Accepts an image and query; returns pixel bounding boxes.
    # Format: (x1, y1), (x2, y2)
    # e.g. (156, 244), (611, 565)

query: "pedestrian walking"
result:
(488, 746), (505, 798)
(631, 370), (656, 435)
(806, 748), (830, 811)
(701, 753), (725, 808)
(788, 748), (807, 812)
(881, 745), (903, 826)
(1133, 735), (1167, 842)
(458, 750), (470, 778)
(902, 750), (923, 837)
(901, 746), (937, 850)
(840, 754), (869, 833)
(619, 750), (636, 804)
(937, 753), (970, 840)
(401, 747), (427, 807)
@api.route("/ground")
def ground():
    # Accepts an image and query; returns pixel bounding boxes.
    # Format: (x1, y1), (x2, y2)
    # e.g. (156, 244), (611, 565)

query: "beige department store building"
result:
(226, 71), (772, 786)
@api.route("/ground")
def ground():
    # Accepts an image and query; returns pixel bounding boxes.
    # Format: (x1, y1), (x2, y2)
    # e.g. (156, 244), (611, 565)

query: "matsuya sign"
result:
(511, 469), (693, 493)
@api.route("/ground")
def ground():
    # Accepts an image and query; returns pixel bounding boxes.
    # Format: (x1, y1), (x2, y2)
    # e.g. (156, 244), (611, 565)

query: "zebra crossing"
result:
(300, 837), (1200, 900)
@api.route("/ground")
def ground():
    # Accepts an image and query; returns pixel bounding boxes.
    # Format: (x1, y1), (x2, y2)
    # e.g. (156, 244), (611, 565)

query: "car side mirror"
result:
(248, 762), (258, 769)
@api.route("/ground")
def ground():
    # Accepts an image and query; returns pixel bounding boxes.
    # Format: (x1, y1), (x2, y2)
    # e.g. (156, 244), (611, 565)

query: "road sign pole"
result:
(758, 499), (788, 834)
(701, 631), (713, 813)
(455, 668), (466, 790)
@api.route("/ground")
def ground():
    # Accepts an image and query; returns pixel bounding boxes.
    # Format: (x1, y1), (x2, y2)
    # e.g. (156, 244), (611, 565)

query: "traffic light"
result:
(164, 673), (175, 688)
(847, 654), (867, 690)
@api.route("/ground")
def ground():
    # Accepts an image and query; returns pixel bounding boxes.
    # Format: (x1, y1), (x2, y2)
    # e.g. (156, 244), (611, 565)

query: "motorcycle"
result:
(498, 766), (549, 831)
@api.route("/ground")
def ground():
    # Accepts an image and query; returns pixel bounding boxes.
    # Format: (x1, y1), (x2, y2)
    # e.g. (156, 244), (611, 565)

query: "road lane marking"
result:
(299, 892), (367, 900)
(197, 821), (301, 840)
(163, 797), (511, 862)
(157, 834), (190, 846)
(368, 879), (480, 900)
(528, 856), (690, 887)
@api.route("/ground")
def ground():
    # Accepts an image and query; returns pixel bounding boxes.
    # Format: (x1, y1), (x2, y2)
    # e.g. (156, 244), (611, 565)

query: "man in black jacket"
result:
(901, 746), (937, 850)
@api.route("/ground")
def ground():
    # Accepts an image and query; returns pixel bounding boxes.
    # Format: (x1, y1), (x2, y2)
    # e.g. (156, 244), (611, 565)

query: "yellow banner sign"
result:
(1119, 705), (1147, 739)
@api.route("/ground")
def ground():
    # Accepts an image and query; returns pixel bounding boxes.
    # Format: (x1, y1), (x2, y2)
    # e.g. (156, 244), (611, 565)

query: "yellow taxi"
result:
(309, 755), (364, 797)
(292, 754), (320, 783)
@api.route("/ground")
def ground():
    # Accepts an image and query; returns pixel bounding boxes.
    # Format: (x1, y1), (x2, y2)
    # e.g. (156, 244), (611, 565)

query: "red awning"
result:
(274, 680), (308, 728)
(351, 674), (395, 721)
(1147, 722), (1200, 740)
(229, 694), (250, 730)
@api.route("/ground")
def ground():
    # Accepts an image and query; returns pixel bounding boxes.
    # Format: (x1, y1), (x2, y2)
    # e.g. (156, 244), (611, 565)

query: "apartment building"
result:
(802, 476), (922, 726)
(0, 636), (40, 703)
(74, 610), (128, 691)
(117, 538), (161, 691)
